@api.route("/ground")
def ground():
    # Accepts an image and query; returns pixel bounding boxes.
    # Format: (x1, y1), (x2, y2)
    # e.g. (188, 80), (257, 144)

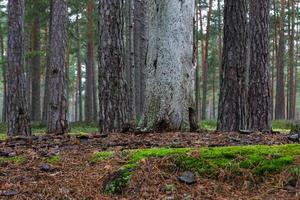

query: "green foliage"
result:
(272, 120), (293, 133)
(200, 120), (217, 131)
(91, 151), (114, 164)
(104, 169), (132, 195)
(176, 145), (300, 176)
(44, 155), (61, 165)
(0, 156), (27, 165)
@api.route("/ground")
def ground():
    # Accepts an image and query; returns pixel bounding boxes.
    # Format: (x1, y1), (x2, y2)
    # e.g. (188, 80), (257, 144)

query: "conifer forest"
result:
(0, 0), (300, 199)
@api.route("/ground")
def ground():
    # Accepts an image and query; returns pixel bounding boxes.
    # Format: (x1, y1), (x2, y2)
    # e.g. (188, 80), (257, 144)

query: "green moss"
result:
(104, 169), (132, 195)
(200, 120), (217, 131)
(44, 155), (61, 165)
(176, 145), (300, 176)
(0, 156), (27, 165)
(288, 165), (300, 177)
(91, 151), (114, 164)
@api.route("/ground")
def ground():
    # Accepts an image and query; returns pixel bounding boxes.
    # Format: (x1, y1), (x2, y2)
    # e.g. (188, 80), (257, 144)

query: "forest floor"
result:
(0, 127), (300, 200)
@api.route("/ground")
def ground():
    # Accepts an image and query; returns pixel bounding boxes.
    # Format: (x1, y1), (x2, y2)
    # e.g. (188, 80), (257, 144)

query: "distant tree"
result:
(217, 0), (248, 131)
(275, 0), (286, 119)
(248, 0), (271, 131)
(142, 0), (197, 132)
(47, 0), (68, 134)
(99, 0), (128, 135)
(7, 0), (31, 136)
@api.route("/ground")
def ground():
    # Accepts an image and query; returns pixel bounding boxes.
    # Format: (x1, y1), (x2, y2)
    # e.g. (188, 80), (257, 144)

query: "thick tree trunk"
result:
(85, 0), (95, 122)
(142, 0), (197, 132)
(47, 0), (68, 134)
(275, 0), (286, 119)
(201, 0), (212, 120)
(99, 0), (128, 135)
(75, 11), (82, 122)
(7, 0), (31, 136)
(248, 0), (271, 131)
(30, 7), (41, 121)
(133, 0), (148, 119)
(217, 0), (248, 132)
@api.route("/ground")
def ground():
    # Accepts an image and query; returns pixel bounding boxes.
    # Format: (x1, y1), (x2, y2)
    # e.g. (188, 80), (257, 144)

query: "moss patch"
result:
(91, 151), (114, 164)
(0, 156), (27, 165)
(44, 155), (61, 165)
(177, 145), (300, 176)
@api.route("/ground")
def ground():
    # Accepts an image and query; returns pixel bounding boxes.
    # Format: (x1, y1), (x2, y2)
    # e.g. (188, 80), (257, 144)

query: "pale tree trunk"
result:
(7, 0), (31, 136)
(0, 23), (6, 122)
(31, 1), (41, 121)
(47, 0), (68, 134)
(142, 0), (197, 132)
(275, 0), (286, 119)
(85, 0), (95, 122)
(99, 0), (128, 135)
(217, 0), (248, 132)
(133, 0), (148, 119)
(248, 0), (271, 131)
(272, 0), (277, 119)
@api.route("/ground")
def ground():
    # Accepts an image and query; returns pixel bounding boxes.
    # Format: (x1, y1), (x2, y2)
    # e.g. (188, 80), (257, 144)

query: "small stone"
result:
(3, 189), (18, 196)
(178, 171), (197, 185)
(287, 134), (299, 142)
(40, 163), (50, 172)
(0, 151), (10, 157)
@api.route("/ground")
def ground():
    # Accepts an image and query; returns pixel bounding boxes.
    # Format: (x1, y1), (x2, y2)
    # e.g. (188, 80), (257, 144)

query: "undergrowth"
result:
(0, 156), (27, 165)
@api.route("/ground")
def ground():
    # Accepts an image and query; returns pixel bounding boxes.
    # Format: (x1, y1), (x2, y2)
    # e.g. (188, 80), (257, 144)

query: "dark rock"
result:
(287, 134), (299, 142)
(40, 163), (51, 172)
(0, 151), (10, 157)
(178, 171), (197, 185)
(3, 189), (18, 196)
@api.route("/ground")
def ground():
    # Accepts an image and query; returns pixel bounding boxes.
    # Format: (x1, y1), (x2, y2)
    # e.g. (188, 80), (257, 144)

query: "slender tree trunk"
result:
(85, 0), (95, 122)
(99, 0), (128, 135)
(195, 2), (200, 122)
(30, 2), (41, 121)
(0, 23), (6, 122)
(288, 0), (295, 120)
(7, 0), (31, 136)
(75, 10), (82, 122)
(142, 0), (197, 132)
(201, 0), (213, 120)
(47, 0), (68, 134)
(272, 0), (277, 120)
(248, 0), (271, 131)
(275, 0), (286, 120)
(217, 0), (248, 132)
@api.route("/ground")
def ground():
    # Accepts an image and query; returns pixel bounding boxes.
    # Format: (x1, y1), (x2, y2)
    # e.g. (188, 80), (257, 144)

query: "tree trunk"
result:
(201, 0), (212, 120)
(99, 0), (128, 135)
(47, 0), (68, 134)
(7, 0), (31, 136)
(248, 0), (271, 131)
(0, 23), (6, 122)
(142, 0), (197, 132)
(288, 0), (295, 120)
(75, 10), (82, 122)
(30, 2), (41, 121)
(133, 0), (148, 119)
(85, 0), (95, 122)
(217, 0), (248, 132)
(272, 0), (277, 120)
(275, 0), (286, 119)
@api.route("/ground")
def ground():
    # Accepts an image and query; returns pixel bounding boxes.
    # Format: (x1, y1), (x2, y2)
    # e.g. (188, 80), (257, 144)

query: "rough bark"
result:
(217, 0), (248, 132)
(133, 0), (148, 119)
(85, 0), (95, 122)
(201, 0), (212, 120)
(75, 10), (83, 122)
(275, 0), (286, 119)
(30, 4), (41, 121)
(7, 0), (31, 136)
(142, 0), (197, 132)
(248, 0), (271, 131)
(288, 0), (295, 120)
(99, 0), (128, 135)
(47, 0), (68, 134)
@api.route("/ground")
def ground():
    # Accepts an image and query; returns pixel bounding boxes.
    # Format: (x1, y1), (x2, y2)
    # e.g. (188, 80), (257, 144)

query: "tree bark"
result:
(0, 23), (6, 122)
(142, 0), (197, 132)
(7, 0), (31, 136)
(99, 0), (128, 135)
(248, 0), (271, 131)
(275, 0), (286, 119)
(47, 0), (68, 134)
(201, 0), (212, 120)
(30, 1), (41, 121)
(217, 0), (248, 132)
